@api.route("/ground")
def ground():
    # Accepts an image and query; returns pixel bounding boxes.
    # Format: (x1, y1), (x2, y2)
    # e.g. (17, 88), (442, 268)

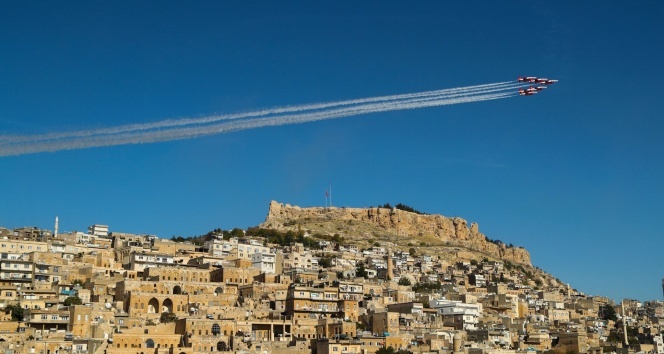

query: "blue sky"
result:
(1, 2), (663, 301)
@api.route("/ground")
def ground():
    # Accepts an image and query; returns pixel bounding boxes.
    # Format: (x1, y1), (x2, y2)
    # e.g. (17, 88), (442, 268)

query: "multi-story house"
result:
(430, 298), (482, 330)
(251, 252), (276, 273)
(24, 308), (70, 333)
(0, 257), (34, 286)
(127, 252), (174, 272)
(286, 284), (340, 319)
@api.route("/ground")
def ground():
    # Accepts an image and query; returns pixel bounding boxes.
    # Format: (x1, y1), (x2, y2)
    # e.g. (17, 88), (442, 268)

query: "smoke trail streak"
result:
(0, 91), (514, 156)
(0, 81), (523, 144)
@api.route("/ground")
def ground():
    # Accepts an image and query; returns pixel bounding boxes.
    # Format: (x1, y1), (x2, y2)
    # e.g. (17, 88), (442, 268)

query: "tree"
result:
(409, 248), (416, 256)
(64, 296), (83, 306)
(229, 228), (244, 238)
(356, 321), (366, 331)
(601, 304), (618, 322)
(4, 304), (24, 321)
(376, 347), (396, 354)
(398, 277), (412, 286)
(160, 312), (177, 323)
(356, 262), (368, 279)
(318, 256), (334, 268)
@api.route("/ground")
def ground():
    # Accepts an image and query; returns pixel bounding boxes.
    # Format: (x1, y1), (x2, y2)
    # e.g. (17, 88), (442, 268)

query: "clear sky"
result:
(1, 2), (663, 302)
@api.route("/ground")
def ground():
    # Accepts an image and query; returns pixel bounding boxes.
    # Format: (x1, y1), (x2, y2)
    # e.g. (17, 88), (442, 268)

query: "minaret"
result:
(387, 249), (394, 280)
(54, 216), (59, 238)
(622, 300), (629, 346)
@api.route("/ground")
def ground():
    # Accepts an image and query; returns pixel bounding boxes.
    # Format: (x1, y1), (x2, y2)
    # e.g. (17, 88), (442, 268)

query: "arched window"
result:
(145, 339), (155, 348)
(212, 324), (221, 335)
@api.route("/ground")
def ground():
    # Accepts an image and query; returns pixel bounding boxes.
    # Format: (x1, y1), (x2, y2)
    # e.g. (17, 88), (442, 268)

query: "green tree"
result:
(356, 321), (366, 331)
(318, 256), (334, 268)
(409, 248), (416, 256)
(229, 228), (244, 238)
(64, 296), (83, 306)
(356, 262), (368, 279)
(398, 277), (412, 286)
(376, 347), (396, 354)
(601, 304), (618, 321)
(160, 312), (177, 323)
(4, 304), (24, 321)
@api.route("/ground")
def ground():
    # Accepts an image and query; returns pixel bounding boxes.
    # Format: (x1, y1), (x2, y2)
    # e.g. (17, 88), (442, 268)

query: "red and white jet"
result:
(518, 76), (538, 83)
(536, 78), (558, 85)
(519, 87), (539, 96)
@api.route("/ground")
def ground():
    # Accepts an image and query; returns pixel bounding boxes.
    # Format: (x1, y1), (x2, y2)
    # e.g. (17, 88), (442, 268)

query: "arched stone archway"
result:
(148, 298), (159, 314)
(215, 287), (223, 295)
(216, 341), (227, 351)
(162, 298), (173, 313)
(173, 285), (182, 295)
(145, 339), (155, 348)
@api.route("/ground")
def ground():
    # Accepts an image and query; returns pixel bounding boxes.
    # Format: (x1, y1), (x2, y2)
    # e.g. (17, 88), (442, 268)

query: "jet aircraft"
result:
(536, 78), (558, 85)
(519, 88), (538, 96)
(518, 76), (538, 83)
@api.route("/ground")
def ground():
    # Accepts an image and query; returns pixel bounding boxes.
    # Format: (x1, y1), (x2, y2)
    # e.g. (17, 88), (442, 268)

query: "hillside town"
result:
(0, 221), (662, 354)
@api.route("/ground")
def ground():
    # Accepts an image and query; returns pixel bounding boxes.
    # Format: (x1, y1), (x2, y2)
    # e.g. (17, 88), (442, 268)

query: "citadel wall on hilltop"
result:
(261, 201), (531, 266)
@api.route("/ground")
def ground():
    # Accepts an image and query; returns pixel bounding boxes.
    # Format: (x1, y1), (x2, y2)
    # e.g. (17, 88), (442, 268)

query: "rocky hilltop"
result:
(260, 201), (531, 266)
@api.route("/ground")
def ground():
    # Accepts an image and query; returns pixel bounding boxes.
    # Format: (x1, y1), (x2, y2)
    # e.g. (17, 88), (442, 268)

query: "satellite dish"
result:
(105, 303), (112, 309)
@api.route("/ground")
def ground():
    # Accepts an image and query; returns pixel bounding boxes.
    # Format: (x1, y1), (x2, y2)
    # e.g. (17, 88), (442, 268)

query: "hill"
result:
(260, 201), (532, 266)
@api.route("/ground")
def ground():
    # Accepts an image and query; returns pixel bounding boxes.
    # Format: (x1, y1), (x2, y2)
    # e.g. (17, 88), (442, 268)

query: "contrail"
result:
(0, 81), (523, 144)
(0, 88), (517, 156)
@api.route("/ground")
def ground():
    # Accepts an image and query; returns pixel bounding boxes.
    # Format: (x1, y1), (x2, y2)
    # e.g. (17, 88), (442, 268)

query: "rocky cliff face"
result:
(260, 201), (531, 266)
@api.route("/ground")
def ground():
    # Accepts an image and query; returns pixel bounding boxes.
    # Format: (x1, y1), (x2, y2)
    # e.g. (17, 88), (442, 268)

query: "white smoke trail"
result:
(0, 81), (522, 144)
(0, 91), (515, 156)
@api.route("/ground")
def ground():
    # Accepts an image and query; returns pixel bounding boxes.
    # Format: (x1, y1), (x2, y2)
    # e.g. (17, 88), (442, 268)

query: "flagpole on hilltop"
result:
(329, 184), (332, 207)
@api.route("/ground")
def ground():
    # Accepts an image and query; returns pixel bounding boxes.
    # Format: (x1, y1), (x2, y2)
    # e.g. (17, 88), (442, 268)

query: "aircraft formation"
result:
(517, 76), (558, 96)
